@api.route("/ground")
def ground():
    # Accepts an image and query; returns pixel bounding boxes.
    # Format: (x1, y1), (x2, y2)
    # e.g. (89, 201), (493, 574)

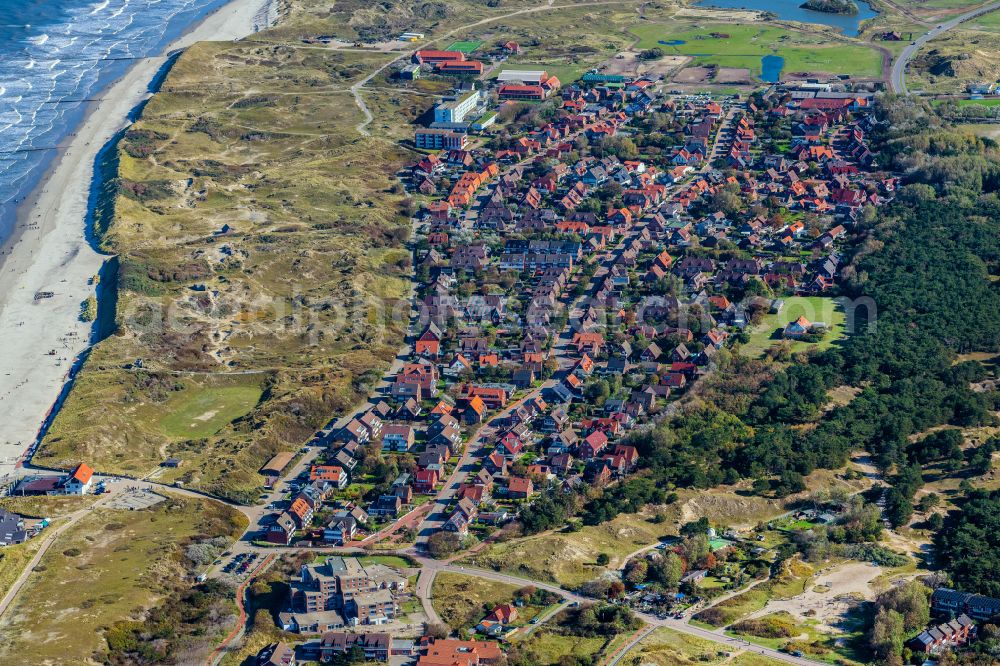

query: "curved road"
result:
(890, 0), (1000, 94)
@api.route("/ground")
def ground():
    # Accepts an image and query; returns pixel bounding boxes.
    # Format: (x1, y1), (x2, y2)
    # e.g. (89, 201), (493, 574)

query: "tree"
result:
(425, 622), (450, 639)
(876, 580), (930, 632)
(624, 559), (649, 585)
(427, 531), (460, 559)
(870, 607), (905, 660)
(596, 553), (611, 566)
(927, 512), (944, 531)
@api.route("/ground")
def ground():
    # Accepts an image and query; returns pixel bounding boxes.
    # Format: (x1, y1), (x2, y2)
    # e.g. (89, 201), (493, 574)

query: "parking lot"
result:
(105, 488), (166, 511)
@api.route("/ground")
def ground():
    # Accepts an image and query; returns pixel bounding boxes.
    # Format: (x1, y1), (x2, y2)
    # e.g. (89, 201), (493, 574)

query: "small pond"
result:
(658, 39), (687, 46)
(761, 54), (785, 82)
(695, 0), (878, 37)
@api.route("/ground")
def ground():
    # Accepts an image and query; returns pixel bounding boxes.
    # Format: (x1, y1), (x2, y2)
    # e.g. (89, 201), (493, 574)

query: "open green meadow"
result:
(629, 24), (882, 78)
(740, 296), (848, 359)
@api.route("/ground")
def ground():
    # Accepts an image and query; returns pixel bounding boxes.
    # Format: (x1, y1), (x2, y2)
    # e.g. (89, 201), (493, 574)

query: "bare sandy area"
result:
(604, 52), (690, 79)
(673, 66), (714, 84)
(675, 7), (763, 22)
(0, 0), (277, 481)
(743, 561), (882, 632)
(715, 67), (754, 84)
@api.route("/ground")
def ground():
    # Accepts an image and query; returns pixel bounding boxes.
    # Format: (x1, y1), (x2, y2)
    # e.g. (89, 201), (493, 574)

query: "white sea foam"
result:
(89, 0), (111, 14)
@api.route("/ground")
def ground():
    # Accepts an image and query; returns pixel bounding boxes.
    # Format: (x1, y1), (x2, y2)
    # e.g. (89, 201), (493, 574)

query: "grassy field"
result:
(740, 296), (848, 359)
(957, 98), (1000, 107)
(695, 559), (814, 628)
(356, 554), (415, 569)
(515, 630), (608, 664)
(446, 40), (483, 52)
(467, 510), (669, 587)
(431, 572), (523, 630)
(469, 488), (789, 587)
(158, 383), (263, 439)
(0, 496), (99, 602)
(0, 494), (246, 664)
(622, 626), (787, 665)
(728, 612), (868, 665)
(629, 24), (882, 78)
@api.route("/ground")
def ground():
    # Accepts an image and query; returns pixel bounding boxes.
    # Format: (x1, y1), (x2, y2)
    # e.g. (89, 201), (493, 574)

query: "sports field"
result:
(446, 40), (483, 53)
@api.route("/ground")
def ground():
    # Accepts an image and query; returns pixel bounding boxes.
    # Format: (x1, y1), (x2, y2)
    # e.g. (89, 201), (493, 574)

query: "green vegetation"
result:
(80, 295), (98, 322)
(431, 573), (559, 630)
(469, 510), (668, 586)
(935, 489), (1000, 597)
(0, 494), (246, 664)
(695, 559), (813, 627)
(800, 0), (859, 14)
(506, 604), (642, 666)
(158, 384), (263, 439)
(620, 626), (786, 665)
(629, 24), (882, 78)
(446, 40), (483, 53)
(740, 296), (847, 358)
(432, 573), (521, 630)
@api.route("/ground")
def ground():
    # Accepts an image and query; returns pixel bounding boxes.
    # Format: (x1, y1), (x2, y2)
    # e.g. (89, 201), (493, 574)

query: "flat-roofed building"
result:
(434, 91), (481, 124)
(415, 129), (468, 150)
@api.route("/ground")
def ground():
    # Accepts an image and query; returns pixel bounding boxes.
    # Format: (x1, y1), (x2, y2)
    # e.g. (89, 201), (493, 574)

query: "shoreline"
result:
(0, 0), (278, 481)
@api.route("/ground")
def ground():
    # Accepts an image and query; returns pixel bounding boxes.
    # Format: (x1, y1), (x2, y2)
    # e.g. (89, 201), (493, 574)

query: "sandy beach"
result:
(0, 0), (278, 481)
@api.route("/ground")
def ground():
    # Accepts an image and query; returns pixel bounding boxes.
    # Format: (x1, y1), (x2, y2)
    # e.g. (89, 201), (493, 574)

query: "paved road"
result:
(890, 0), (1000, 94)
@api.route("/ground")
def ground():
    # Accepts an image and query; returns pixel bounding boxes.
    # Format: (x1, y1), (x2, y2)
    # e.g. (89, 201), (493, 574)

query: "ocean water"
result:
(0, 0), (230, 237)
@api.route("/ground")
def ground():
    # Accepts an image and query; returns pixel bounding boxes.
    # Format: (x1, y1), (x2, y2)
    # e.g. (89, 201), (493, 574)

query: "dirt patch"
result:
(741, 561), (880, 633)
(714, 67), (753, 84)
(602, 51), (689, 79)
(672, 66), (714, 84)
(675, 7), (762, 22)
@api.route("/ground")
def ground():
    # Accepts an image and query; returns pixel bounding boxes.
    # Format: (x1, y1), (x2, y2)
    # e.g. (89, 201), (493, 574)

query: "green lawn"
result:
(519, 631), (608, 665)
(628, 24), (882, 78)
(159, 384), (263, 439)
(446, 40), (483, 53)
(741, 296), (848, 359)
(356, 554), (415, 569)
(957, 98), (1000, 107)
(727, 612), (868, 665)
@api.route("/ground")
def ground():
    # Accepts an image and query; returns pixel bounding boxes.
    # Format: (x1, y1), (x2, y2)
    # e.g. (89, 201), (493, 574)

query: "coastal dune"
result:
(0, 0), (276, 481)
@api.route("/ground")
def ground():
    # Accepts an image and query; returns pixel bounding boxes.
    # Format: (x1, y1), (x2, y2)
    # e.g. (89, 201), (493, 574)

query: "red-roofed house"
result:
(64, 463), (94, 495)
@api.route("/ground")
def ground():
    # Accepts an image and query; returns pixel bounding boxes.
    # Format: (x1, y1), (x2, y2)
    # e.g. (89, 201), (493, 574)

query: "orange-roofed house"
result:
(288, 497), (314, 527)
(707, 295), (731, 311)
(413, 50), (466, 64)
(63, 462), (94, 495)
(468, 385), (508, 409)
(572, 331), (605, 355)
(430, 401), (454, 416)
(463, 396), (487, 425)
(417, 638), (503, 666)
(310, 465), (348, 488)
(487, 604), (519, 624)
(784, 315), (813, 338)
